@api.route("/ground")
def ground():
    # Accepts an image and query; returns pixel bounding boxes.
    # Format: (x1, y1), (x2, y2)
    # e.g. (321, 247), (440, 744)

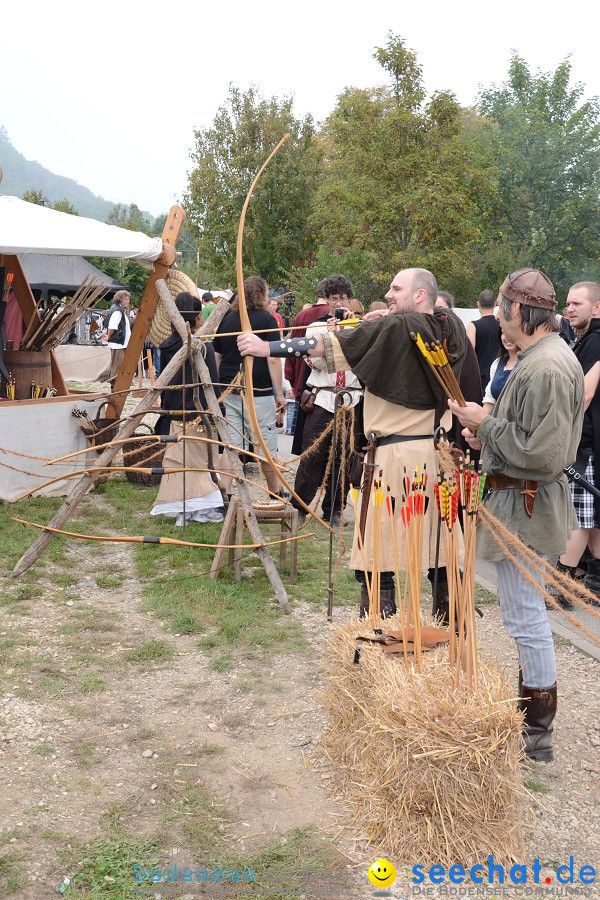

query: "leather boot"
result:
(358, 585), (397, 619)
(428, 568), (450, 626)
(518, 681), (557, 762)
(359, 584), (369, 620)
(545, 560), (575, 610)
(380, 587), (397, 619)
(582, 558), (600, 607)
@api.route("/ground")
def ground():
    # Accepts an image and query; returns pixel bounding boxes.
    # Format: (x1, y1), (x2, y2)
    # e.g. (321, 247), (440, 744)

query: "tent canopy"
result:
(21, 254), (129, 302)
(0, 196), (163, 265)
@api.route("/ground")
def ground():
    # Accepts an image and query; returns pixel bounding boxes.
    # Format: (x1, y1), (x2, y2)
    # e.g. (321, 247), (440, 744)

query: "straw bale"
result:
(321, 618), (527, 869)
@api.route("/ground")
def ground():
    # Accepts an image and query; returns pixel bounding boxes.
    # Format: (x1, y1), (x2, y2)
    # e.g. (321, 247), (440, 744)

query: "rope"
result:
(479, 506), (600, 648)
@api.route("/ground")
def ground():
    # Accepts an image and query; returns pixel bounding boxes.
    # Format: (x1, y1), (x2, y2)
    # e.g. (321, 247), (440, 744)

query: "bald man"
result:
(238, 268), (467, 622)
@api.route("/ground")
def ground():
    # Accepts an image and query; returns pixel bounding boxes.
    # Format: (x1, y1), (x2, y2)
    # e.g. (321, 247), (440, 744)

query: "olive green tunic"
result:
(477, 333), (584, 562)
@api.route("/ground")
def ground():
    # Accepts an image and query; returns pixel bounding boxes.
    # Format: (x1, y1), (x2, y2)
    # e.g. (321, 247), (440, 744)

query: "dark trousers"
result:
(293, 404), (350, 518)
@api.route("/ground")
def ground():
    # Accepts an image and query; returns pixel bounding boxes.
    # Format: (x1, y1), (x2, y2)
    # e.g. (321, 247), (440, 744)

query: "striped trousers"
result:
(496, 556), (557, 689)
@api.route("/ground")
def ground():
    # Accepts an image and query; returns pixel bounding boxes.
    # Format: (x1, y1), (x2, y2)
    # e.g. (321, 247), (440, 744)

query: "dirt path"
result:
(1, 496), (600, 898)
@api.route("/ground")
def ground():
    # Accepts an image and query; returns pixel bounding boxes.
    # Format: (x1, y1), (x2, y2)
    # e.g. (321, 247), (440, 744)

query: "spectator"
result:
(549, 281), (600, 607)
(291, 277), (362, 526)
(151, 292), (224, 526)
(213, 276), (285, 499)
(101, 290), (131, 385)
(466, 290), (501, 392)
(201, 291), (217, 321)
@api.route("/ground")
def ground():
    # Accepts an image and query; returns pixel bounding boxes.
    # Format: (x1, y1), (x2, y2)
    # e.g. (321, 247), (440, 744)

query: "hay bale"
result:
(321, 618), (527, 868)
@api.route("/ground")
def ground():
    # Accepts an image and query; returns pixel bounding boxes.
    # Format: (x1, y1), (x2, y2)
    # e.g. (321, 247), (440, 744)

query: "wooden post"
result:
(11, 299), (230, 578)
(109, 205), (184, 416)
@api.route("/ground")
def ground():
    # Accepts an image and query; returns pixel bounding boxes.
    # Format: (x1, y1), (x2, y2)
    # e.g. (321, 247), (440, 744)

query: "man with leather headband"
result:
(238, 267), (466, 623)
(449, 268), (584, 762)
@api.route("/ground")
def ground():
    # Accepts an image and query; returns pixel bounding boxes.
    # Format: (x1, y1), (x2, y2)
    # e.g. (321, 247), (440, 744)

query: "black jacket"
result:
(154, 333), (219, 434)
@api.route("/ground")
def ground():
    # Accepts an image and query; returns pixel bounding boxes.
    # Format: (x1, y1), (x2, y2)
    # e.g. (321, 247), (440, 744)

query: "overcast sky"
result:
(2, 0), (598, 219)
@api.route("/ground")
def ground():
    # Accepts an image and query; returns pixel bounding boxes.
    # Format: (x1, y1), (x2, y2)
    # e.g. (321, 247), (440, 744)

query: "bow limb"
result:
(236, 135), (330, 531)
(15, 465), (295, 503)
(12, 518), (313, 551)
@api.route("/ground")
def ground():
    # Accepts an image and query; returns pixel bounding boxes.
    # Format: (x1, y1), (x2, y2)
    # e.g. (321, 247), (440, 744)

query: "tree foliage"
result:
(478, 54), (600, 299)
(312, 34), (494, 301)
(184, 85), (323, 287)
(288, 245), (380, 309)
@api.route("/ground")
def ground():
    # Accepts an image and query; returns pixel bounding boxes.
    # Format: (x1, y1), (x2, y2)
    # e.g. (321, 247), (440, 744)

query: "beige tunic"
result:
(154, 423), (221, 507)
(330, 337), (458, 573)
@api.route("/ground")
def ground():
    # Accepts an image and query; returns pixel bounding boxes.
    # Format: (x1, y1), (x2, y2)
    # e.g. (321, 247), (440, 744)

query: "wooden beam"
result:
(109, 205), (185, 416)
(0, 253), (68, 396)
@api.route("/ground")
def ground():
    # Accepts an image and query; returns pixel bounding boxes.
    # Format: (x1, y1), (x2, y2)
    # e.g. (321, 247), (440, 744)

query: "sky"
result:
(2, 0), (598, 219)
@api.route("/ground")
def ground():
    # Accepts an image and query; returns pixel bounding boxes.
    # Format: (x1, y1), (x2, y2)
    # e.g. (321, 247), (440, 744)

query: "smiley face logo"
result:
(367, 858), (396, 888)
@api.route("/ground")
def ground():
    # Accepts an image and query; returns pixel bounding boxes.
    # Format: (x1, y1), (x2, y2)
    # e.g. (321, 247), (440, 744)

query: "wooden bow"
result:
(13, 517), (312, 552)
(235, 135), (329, 531)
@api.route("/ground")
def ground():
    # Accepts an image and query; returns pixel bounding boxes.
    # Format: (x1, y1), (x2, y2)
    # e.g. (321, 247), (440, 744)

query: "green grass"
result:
(95, 575), (122, 589)
(552, 633), (573, 647)
(34, 742), (56, 758)
(474, 583), (498, 605)
(0, 849), (24, 896)
(63, 831), (159, 898)
(77, 674), (106, 694)
(524, 777), (550, 794)
(73, 742), (99, 767)
(125, 639), (176, 663)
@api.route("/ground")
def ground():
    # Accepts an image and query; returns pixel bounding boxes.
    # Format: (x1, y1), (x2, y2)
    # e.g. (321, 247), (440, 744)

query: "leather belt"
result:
(376, 433), (433, 447)
(487, 474), (563, 518)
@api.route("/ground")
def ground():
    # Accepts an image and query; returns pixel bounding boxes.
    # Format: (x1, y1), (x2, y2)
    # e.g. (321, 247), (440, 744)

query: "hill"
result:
(0, 127), (153, 224)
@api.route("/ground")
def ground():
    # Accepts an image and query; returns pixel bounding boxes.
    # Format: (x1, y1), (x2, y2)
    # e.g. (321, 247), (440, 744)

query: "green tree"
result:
(313, 34), (493, 300)
(478, 54), (600, 300)
(184, 84), (323, 286)
(22, 189), (44, 205)
(88, 204), (154, 306)
(288, 245), (380, 310)
(52, 199), (78, 215)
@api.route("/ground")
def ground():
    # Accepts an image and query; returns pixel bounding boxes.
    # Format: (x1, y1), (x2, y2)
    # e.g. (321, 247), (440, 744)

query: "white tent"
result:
(0, 195), (163, 265)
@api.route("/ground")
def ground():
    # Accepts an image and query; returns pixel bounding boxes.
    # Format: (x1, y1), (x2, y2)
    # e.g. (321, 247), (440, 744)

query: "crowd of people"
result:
(145, 268), (600, 763)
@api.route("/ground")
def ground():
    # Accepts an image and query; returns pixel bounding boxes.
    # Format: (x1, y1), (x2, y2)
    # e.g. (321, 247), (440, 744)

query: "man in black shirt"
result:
(466, 289), (501, 393)
(213, 276), (285, 498)
(549, 281), (600, 607)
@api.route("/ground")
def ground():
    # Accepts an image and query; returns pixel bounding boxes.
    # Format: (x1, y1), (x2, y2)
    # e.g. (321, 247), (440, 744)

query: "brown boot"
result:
(518, 681), (557, 762)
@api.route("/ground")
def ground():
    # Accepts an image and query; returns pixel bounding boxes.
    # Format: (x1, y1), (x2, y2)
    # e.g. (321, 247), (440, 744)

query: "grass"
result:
(77, 674), (106, 694)
(0, 850), (24, 897)
(73, 742), (99, 767)
(125, 639), (176, 663)
(524, 777), (550, 794)
(552, 633), (573, 647)
(34, 742), (56, 758)
(62, 831), (160, 898)
(95, 575), (122, 588)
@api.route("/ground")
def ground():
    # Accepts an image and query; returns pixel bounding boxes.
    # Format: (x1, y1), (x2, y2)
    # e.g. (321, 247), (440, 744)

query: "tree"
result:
(184, 85), (323, 286)
(313, 34), (493, 299)
(22, 189), (44, 205)
(288, 245), (380, 310)
(88, 204), (154, 306)
(52, 199), (78, 215)
(478, 55), (600, 300)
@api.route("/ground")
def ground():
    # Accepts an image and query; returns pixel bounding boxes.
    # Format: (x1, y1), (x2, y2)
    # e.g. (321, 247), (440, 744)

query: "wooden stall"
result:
(0, 196), (184, 500)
